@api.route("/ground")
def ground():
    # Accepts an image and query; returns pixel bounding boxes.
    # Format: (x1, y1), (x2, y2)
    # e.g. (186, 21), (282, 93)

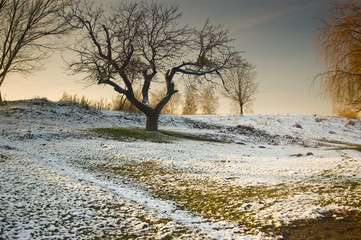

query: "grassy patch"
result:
(335, 146), (361, 152)
(318, 139), (361, 152)
(90, 161), (291, 227)
(159, 130), (231, 143)
(294, 179), (361, 208)
(71, 152), (360, 234)
(90, 128), (231, 144)
(90, 128), (174, 143)
(330, 143), (361, 152)
(309, 169), (361, 208)
(78, 158), (361, 228)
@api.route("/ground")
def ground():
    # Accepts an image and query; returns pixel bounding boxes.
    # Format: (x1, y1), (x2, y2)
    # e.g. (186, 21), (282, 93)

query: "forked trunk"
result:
(144, 91), (176, 131)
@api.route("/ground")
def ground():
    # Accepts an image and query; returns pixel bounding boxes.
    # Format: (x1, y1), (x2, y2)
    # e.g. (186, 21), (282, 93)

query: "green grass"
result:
(159, 129), (231, 143)
(69, 154), (361, 238)
(90, 128), (231, 144)
(91, 161), (292, 227)
(72, 132), (361, 233)
(75, 156), (361, 229)
(90, 128), (174, 143)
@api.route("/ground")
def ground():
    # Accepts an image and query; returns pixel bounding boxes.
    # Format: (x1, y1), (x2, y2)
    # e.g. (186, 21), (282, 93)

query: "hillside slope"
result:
(1, 99), (360, 239)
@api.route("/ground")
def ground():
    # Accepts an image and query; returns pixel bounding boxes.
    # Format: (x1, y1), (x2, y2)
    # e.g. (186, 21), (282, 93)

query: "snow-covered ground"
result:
(1, 99), (360, 239)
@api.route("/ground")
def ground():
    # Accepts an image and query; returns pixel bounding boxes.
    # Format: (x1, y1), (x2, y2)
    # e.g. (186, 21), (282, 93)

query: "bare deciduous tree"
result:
(65, 1), (237, 131)
(201, 85), (219, 115)
(0, 0), (77, 103)
(223, 58), (258, 115)
(182, 87), (199, 115)
(315, 0), (361, 112)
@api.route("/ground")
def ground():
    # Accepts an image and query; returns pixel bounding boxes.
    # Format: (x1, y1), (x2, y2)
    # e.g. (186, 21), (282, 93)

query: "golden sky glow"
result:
(2, 0), (333, 115)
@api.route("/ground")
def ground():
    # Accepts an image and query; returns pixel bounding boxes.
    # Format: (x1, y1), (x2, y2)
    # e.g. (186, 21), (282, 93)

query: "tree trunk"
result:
(0, 89), (2, 104)
(146, 112), (160, 131)
(240, 103), (244, 115)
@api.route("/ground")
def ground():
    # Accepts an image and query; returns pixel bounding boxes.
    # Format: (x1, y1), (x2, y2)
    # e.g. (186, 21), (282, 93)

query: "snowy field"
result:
(1, 99), (360, 239)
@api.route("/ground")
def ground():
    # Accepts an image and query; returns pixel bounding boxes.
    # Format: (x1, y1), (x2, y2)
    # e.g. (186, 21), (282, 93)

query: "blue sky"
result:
(3, 0), (334, 115)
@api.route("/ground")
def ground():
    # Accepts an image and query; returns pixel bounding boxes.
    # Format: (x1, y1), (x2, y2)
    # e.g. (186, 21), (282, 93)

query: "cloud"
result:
(229, 1), (323, 33)
(231, 8), (297, 32)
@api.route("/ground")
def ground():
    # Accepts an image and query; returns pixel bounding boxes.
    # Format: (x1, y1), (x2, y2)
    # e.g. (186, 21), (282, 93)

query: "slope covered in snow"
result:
(1, 99), (360, 239)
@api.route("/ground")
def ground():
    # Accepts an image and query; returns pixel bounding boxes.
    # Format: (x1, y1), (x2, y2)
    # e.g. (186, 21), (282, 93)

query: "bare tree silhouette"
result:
(201, 86), (219, 115)
(0, 0), (76, 103)
(222, 58), (258, 115)
(182, 87), (199, 115)
(65, 1), (238, 131)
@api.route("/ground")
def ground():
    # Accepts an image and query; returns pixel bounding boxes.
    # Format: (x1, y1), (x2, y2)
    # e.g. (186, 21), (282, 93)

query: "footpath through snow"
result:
(0, 99), (360, 239)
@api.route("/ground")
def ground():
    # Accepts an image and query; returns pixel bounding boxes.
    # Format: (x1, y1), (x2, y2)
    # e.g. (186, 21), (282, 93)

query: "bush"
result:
(315, 117), (324, 123)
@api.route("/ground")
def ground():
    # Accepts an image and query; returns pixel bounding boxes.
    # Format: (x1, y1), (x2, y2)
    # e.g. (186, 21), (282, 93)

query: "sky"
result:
(2, 0), (334, 115)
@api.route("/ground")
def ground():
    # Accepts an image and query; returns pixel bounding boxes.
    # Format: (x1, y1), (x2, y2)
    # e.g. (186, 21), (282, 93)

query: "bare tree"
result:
(0, 0), (77, 103)
(201, 85), (219, 115)
(65, 1), (237, 131)
(315, 0), (361, 112)
(223, 58), (258, 115)
(182, 87), (199, 115)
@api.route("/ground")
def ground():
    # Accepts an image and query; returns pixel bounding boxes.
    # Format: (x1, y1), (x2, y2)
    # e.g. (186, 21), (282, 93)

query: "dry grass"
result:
(59, 92), (112, 110)
(334, 105), (360, 119)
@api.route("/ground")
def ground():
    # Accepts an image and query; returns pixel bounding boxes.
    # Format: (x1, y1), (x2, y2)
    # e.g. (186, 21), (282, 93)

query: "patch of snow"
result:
(1, 99), (360, 239)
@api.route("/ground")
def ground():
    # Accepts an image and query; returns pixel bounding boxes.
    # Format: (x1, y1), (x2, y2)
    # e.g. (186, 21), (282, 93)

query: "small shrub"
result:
(315, 117), (324, 123)
(346, 120), (356, 127)
(293, 122), (302, 129)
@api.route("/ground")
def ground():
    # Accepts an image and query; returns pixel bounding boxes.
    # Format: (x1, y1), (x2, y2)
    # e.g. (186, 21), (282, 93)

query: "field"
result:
(1, 99), (360, 239)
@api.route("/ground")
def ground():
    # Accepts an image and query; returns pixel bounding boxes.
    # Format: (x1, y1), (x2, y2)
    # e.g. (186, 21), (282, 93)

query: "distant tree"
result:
(315, 0), (361, 112)
(222, 57), (258, 115)
(0, 0), (76, 103)
(201, 86), (219, 115)
(182, 87), (199, 115)
(65, 1), (237, 131)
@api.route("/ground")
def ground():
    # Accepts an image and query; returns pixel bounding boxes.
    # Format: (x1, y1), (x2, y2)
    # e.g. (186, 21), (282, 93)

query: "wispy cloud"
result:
(230, 1), (323, 33)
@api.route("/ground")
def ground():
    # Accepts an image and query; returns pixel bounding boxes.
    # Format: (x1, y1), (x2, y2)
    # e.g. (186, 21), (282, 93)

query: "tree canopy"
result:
(66, 0), (238, 130)
(223, 57), (258, 115)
